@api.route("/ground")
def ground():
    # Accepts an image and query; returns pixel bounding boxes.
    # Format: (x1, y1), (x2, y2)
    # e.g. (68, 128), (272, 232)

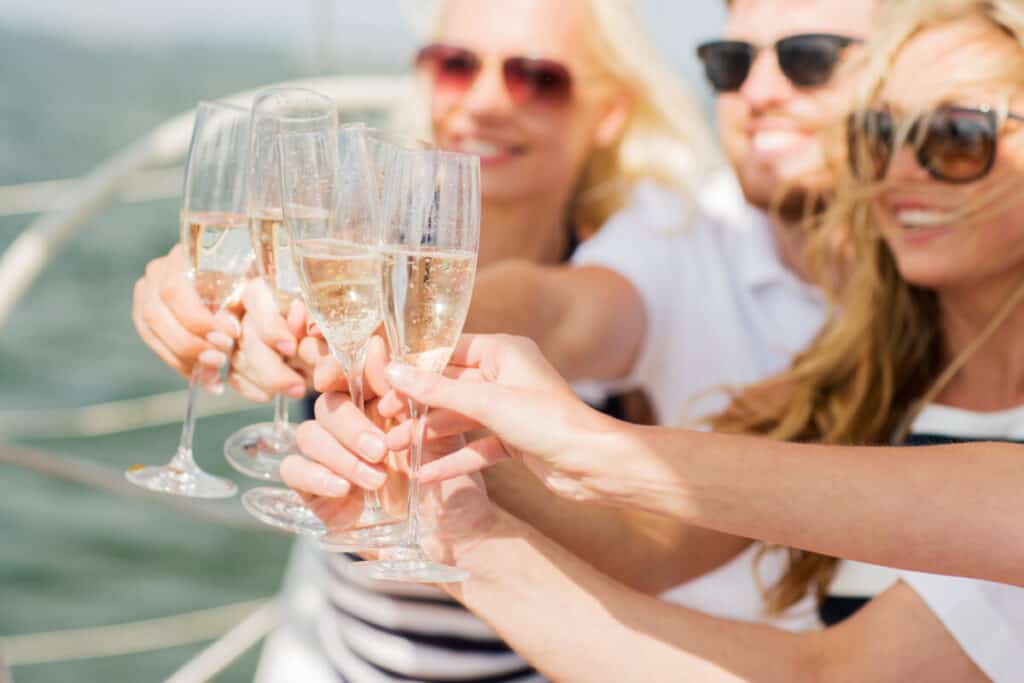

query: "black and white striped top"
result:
(818, 403), (1024, 683)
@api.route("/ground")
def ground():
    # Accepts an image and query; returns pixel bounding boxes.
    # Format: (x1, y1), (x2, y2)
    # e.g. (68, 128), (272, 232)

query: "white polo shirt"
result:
(572, 172), (828, 631)
(571, 172), (826, 427)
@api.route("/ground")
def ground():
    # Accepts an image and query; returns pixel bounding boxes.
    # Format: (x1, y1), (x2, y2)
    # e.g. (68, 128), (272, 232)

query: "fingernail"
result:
(356, 433), (387, 462)
(357, 463), (387, 489)
(227, 316), (241, 337)
(322, 473), (351, 497)
(206, 331), (234, 350)
(307, 321), (321, 337)
(209, 382), (225, 396)
(287, 384), (306, 399)
(386, 363), (416, 389)
(198, 349), (227, 368)
(276, 340), (297, 356)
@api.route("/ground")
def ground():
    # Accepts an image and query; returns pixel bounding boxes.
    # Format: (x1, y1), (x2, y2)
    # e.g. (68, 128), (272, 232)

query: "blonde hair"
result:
(712, 0), (1024, 614)
(406, 0), (717, 238)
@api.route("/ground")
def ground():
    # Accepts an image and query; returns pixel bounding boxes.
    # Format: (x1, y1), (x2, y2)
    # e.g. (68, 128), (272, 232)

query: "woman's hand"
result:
(379, 334), (619, 500)
(278, 336), (399, 514)
(132, 245), (242, 392)
(225, 279), (314, 402)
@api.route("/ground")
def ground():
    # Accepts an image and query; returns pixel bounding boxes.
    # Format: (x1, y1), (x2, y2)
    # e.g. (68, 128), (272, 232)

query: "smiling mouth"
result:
(458, 139), (527, 158)
(751, 130), (803, 154)
(893, 208), (959, 228)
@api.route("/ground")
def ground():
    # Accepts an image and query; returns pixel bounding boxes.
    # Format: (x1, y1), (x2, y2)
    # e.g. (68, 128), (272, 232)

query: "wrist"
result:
(444, 504), (528, 575)
(566, 419), (695, 516)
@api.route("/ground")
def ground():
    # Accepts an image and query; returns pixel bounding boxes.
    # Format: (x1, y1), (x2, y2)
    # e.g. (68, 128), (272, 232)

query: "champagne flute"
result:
(235, 89), (338, 536)
(224, 88), (338, 483)
(126, 101), (253, 499)
(349, 147), (480, 583)
(279, 125), (404, 550)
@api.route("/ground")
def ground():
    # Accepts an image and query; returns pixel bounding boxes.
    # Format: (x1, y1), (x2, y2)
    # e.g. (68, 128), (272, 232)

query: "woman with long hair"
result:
(295, 0), (1024, 679)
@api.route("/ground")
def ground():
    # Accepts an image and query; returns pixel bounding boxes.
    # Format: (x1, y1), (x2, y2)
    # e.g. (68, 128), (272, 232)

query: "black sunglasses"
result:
(697, 34), (861, 92)
(847, 105), (1024, 184)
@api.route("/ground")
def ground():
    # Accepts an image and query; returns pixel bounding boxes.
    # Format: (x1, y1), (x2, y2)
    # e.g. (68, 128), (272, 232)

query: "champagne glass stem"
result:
(170, 367), (204, 473)
(272, 393), (289, 441)
(398, 401), (427, 552)
(337, 347), (387, 516)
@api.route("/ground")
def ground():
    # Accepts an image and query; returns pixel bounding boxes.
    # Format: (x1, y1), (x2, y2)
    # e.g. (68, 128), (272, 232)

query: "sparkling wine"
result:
(381, 247), (477, 373)
(293, 238), (381, 354)
(250, 209), (301, 312)
(185, 211), (251, 312)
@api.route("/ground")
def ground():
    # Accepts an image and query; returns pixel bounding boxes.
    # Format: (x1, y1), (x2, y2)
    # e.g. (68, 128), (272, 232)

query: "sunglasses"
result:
(847, 105), (1024, 184)
(415, 43), (573, 107)
(697, 34), (861, 92)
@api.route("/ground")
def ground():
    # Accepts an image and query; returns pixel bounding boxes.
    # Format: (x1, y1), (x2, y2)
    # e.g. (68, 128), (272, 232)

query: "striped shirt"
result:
(820, 403), (1024, 683)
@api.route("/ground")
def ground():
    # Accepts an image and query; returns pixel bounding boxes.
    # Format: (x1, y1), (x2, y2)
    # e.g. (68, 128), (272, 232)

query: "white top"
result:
(571, 173), (826, 426)
(830, 404), (1024, 683)
(572, 172), (828, 631)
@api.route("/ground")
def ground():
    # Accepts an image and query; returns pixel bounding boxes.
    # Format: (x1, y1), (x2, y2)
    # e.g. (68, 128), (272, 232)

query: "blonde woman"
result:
(300, 0), (1024, 679)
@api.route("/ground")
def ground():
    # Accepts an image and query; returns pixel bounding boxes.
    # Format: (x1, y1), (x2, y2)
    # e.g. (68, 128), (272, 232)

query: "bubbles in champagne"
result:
(381, 247), (477, 373)
(250, 209), (301, 312)
(293, 238), (382, 355)
(185, 211), (252, 312)
(192, 272), (247, 313)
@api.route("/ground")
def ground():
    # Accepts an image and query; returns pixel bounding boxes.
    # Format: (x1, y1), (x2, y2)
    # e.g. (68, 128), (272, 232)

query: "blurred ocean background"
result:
(0, 2), (724, 680)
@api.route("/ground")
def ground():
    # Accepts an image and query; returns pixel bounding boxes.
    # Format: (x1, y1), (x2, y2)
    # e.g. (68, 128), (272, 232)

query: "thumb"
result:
(386, 362), (503, 428)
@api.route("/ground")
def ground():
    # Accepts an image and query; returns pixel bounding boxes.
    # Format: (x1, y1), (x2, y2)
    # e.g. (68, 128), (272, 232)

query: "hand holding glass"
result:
(126, 101), (253, 499)
(348, 147), (480, 582)
(278, 125), (403, 550)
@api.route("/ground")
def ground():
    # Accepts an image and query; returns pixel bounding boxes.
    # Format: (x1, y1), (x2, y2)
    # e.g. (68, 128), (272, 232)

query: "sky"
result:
(0, 0), (726, 82)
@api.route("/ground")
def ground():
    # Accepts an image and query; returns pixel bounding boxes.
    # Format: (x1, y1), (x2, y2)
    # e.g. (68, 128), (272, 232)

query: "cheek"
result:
(429, 90), (462, 136)
(517, 108), (596, 178)
(717, 98), (748, 153)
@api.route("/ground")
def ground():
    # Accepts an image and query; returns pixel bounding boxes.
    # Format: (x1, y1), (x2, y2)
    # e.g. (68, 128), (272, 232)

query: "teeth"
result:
(896, 209), (955, 227)
(461, 139), (503, 156)
(752, 131), (800, 153)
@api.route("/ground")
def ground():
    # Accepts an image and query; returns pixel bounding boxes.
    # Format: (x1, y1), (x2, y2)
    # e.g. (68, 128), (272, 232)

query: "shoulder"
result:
(574, 171), (756, 261)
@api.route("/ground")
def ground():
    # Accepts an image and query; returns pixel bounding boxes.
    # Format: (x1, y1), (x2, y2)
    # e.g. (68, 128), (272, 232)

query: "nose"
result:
(886, 143), (931, 183)
(460, 59), (515, 118)
(739, 48), (794, 112)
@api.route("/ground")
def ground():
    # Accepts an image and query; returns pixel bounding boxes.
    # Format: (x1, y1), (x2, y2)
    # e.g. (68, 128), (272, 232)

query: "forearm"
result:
(578, 425), (1024, 585)
(449, 511), (819, 683)
(466, 261), (642, 380)
(484, 460), (751, 594)
(466, 260), (559, 340)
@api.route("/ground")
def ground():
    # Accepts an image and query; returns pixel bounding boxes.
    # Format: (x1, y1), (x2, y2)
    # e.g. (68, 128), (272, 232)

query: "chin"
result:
(890, 256), (958, 291)
(735, 164), (777, 210)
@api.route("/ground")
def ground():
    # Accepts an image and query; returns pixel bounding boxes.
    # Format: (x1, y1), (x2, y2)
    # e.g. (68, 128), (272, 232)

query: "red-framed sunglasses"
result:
(415, 43), (574, 107)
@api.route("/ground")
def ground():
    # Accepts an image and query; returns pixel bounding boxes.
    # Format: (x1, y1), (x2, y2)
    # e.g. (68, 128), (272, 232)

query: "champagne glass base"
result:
(224, 422), (298, 481)
(347, 551), (469, 583)
(319, 516), (404, 553)
(125, 465), (238, 499)
(242, 487), (326, 536)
